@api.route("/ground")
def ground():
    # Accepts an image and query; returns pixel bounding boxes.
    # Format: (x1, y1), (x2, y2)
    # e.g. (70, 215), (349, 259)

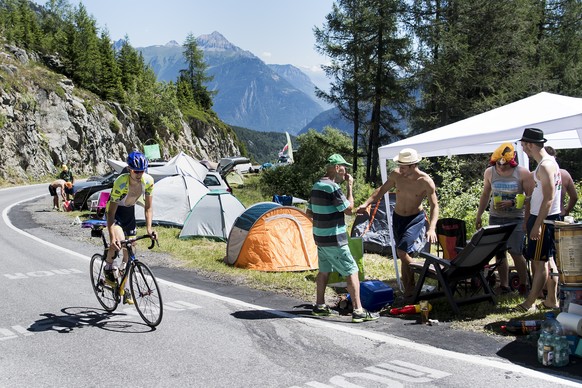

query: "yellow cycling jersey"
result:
(109, 173), (154, 207)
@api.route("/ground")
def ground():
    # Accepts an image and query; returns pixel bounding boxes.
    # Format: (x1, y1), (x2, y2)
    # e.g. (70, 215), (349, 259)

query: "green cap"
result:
(327, 154), (352, 166)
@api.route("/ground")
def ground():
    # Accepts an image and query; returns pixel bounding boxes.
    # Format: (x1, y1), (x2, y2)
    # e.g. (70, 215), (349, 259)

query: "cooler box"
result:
(360, 280), (394, 312)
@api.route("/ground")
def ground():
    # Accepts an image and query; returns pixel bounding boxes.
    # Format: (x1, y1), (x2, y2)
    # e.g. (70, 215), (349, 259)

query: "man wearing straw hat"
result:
(357, 148), (439, 301)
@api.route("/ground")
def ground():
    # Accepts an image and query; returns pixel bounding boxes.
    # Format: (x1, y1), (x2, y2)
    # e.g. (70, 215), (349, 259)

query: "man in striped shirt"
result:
(307, 154), (379, 323)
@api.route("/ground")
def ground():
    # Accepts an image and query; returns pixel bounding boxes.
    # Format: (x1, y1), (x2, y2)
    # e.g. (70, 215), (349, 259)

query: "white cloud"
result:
(299, 64), (325, 74)
(261, 52), (272, 58)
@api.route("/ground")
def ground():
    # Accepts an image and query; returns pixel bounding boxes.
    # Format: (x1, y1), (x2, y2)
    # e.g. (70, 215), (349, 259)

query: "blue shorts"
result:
(393, 212), (426, 254)
(317, 245), (358, 277)
(489, 216), (524, 255)
(525, 214), (560, 262)
(114, 205), (137, 236)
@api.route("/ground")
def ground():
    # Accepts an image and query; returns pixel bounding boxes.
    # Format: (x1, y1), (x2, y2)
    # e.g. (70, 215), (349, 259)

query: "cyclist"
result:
(104, 151), (157, 303)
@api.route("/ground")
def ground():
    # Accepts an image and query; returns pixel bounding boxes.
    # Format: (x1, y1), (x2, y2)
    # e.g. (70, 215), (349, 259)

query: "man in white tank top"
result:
(513, 128), (562, 313)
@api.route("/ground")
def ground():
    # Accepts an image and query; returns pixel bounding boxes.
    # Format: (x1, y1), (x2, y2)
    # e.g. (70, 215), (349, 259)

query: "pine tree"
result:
(96, 30), (124, 101)
(179, 32), (215, 110)
(69, 3), (100, 92)
(314, 0), (411, 182)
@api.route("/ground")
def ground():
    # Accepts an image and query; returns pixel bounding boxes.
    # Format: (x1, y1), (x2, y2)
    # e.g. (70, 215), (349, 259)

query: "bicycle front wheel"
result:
(130, 261), (163, 327)
(90, 254), (119, 312)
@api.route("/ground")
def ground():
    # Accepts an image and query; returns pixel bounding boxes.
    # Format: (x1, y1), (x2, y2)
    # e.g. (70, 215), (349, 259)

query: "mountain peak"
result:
(197, 31), (240, 52)
(165, 40), (180, 47)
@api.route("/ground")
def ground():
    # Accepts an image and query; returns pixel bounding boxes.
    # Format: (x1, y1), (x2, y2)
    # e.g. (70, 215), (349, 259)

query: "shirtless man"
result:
(104, 151), (156, 303)
(356, 148), (439, 299)
(48, 179), (72, 210)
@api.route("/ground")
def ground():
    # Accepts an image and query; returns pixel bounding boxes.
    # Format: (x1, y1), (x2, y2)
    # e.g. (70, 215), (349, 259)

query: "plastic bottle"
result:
(389, 303), (432, 315)
(537, 332), (549, 363)
(538, 312), (564, 366)
(553, 335), (570, 367)
(540, 312), (563, 336)
(501, 320), (542, 335)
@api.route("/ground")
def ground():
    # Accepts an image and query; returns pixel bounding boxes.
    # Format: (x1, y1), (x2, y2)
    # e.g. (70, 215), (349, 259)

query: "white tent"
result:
(377, 92), (582, 290)
(378, 92), (582, 165)
(107, 152), (208, 182)
(148, 152), (207, 182)
(135, 175), (209, 227)
(107, 158), (127, 173)
(179, 190), (246, 241)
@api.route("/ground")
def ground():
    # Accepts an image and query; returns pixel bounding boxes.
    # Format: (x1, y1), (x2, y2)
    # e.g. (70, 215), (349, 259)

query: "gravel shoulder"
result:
(25, 196), (191, 270)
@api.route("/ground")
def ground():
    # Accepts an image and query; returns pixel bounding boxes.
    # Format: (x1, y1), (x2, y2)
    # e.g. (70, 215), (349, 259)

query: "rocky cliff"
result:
(0, 44), (241, 182)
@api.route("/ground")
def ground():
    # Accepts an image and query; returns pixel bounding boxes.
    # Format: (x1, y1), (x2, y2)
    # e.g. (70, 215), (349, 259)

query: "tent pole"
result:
(380, 160), (402, 292)
(515, 141), (528, 169)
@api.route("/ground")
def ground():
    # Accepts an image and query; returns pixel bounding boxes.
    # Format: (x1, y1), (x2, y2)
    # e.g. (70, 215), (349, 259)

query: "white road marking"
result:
(293, 361), (450, 387)
(11, 325), (33, 336)
(3, 196), (580, 387)
(3, 268), (82, 279)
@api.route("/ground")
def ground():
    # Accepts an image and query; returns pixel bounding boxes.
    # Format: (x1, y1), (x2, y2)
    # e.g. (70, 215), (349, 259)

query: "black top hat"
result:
(520, 127), (547, 143)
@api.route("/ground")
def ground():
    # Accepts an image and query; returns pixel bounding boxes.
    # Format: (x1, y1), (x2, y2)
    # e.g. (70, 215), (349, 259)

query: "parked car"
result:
(203, 171), (232, 193)
(72, 171), (120, 210)
(217, 156), (251, 175)
(76, 171), (232, 210)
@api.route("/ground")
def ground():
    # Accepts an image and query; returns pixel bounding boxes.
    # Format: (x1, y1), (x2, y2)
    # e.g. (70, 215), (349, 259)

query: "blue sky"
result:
(34, 0), (335, 89)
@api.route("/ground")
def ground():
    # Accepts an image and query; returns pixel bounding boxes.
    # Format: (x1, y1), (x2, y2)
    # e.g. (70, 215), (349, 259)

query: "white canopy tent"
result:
(376, 92), (582, 290)
(106, 152), (208, 182)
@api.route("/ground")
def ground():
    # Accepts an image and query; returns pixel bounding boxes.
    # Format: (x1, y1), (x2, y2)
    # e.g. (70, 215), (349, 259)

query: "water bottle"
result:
(553, 335), (570, 367)
(501, 319), (542, 335)
(537, 332), (549, 363)
(540, 312), (563, 336)
(538, 312), (564, 365)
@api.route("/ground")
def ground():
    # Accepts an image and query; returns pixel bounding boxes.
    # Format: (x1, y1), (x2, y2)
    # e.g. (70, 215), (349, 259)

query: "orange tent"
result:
(225, 202), (318, 271)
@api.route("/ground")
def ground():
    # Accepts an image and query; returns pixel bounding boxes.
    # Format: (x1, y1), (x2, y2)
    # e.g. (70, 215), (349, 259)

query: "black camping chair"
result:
(409, 224), (516, 314)
(435, 218), (467, 260)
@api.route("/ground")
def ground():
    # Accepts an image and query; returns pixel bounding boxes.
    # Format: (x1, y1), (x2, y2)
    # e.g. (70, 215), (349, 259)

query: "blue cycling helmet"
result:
(127, 151), (149, 171)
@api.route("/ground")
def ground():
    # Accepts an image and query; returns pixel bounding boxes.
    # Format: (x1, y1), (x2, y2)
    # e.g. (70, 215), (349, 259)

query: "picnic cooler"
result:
(555, 223), (582, 286)
(360, 280), (394, 312)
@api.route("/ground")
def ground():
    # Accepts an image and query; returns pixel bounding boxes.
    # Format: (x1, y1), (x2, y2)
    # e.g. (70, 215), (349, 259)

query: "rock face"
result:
(0, 44), (241, 182)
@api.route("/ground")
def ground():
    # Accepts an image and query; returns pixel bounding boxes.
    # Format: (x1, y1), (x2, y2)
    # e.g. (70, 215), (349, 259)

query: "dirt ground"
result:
(26, 196), (185, 269)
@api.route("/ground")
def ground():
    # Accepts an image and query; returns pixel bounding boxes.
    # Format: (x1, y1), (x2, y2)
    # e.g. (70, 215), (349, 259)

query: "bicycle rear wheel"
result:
(130, 261), (163, 327)
(90, 253), (119, 312)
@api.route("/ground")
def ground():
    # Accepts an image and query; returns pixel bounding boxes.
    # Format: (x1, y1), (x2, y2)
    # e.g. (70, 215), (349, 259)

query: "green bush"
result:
(433, 157), (484, 236)
(260, 127), (357, 200)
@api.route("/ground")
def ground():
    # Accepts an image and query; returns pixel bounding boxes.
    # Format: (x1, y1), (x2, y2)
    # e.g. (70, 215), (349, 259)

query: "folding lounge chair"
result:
(410, 224), (516, 314)
(435, 218), (467, 260)
(94, 191), (110, 218)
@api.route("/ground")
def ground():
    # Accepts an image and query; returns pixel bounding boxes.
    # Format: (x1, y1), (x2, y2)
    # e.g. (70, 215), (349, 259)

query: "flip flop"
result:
(509, 304), (536, 314)
(537, 302), (559, 311)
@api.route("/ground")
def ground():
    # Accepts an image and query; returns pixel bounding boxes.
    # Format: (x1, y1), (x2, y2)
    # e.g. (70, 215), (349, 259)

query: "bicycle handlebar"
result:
(119, 234), (159, 250)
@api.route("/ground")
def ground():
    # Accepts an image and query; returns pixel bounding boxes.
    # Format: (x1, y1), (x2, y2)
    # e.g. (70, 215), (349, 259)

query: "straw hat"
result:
(393, 148), (421, 165)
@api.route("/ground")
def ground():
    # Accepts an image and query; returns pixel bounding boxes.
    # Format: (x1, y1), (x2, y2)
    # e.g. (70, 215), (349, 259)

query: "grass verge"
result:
(68, 174), (553, 336)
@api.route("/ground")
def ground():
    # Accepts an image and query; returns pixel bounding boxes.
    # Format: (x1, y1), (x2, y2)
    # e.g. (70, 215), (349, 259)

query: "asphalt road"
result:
(1, 184), (581, 387)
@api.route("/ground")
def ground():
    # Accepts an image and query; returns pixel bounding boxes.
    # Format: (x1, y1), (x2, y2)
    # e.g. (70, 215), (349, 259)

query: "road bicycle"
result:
(84, 219), (163, 327)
